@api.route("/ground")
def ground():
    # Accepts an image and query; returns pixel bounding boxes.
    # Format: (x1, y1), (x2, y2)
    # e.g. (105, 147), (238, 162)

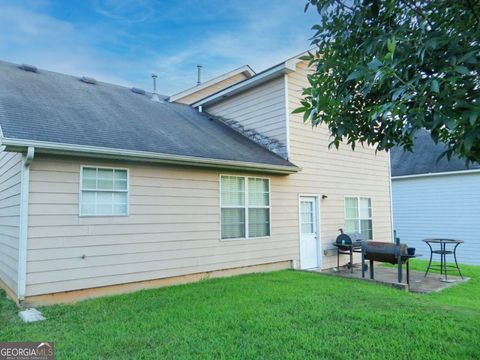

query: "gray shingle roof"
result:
(0, 60), (296, 170)
(390, 129), (480, 177)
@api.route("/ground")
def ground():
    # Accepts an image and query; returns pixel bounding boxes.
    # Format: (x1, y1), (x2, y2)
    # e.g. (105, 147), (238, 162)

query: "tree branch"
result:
(466, 0), (480, 25)
(334, 0), (354, 12)
(403, 0), (435, 29)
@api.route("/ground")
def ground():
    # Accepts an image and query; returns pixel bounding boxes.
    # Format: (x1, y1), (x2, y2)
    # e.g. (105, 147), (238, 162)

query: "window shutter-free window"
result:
(220, 176), (270, 239)
(248, 178), (270, 237)
(345, 197), (359, 233)
(220, 176), (245, 239)
(344, 197), (373, 239)
(80, 167), (128, 216)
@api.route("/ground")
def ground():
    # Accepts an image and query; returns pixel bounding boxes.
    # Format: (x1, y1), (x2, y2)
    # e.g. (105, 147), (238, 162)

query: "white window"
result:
(80, 167), (128, 216)
(345, 197), (373, 240)
(220, 176), (270, 239)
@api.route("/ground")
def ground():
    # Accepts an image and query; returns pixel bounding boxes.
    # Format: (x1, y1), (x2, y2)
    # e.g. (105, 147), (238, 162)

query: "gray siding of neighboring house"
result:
(205, 77), (288, 157)
(0, 150), (22, 295)
(392, 172), (480, 265)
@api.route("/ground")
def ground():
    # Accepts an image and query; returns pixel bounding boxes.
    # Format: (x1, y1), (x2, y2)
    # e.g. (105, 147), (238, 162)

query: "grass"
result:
(1, 260), (479, 359)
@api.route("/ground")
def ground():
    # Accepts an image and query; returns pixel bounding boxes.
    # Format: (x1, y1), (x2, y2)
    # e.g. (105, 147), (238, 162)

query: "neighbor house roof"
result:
(0, 61), (299, 174)
(390, 129), (480, 177)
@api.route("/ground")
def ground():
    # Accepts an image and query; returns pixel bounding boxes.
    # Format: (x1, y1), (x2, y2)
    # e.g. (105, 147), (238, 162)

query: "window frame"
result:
(344, 195), (373, 240)
(79, 165), (130, 217)
(219, 175), (271, 240)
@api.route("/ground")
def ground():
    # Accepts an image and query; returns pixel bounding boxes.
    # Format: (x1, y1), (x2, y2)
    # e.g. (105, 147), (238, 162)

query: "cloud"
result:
(150, 1), (317, 93)
(0, 0), (318, 94)
(0, 4), (129, 84)
(92, 0), (156, 23)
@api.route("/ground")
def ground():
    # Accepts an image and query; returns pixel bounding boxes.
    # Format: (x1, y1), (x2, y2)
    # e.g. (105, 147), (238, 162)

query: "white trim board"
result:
(191, 50), (310, 108)
(169, 65), (255, 102)
(1, 138), (300, 175)
(192, 62), (298, 108)
(392, 168), (480, 180)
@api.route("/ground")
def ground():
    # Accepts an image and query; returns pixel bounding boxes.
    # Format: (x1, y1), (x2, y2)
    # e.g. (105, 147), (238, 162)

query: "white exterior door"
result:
(299, 197), (319, 269)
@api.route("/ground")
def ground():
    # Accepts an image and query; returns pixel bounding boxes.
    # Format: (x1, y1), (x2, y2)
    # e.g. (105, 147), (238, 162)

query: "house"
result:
(391, 130), (480, 265)
(0, 54), (393, 305)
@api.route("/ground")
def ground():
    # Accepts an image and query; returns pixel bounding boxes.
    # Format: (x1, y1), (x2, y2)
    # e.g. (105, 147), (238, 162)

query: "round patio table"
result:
(423, 238), (464, 282)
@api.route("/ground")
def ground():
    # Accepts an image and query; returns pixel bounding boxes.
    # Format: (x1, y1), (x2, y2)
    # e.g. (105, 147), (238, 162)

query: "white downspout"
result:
(18, 146), (34, 301)
(283, 73), (290, 160)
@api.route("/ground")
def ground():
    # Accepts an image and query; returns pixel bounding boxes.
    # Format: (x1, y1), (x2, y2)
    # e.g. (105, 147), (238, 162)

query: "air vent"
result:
(19, 64), (38, 73)
(131, 87), (146, 95)
(80, 76), (96, 85)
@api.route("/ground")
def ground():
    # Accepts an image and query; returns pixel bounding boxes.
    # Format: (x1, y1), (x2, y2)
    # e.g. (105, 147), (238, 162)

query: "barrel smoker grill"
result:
(334, 230), (364, 272)
(362, 241), (409, 283)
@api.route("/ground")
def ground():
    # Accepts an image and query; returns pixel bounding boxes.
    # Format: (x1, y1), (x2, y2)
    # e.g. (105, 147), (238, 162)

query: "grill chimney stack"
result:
(196, 64), (202, 86)
(151, 73), (161, 102)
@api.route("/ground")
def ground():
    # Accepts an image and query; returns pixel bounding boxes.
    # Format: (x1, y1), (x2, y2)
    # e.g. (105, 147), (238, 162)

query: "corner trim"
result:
(18, 146), (34, 300)
(387, 152), (395, 242)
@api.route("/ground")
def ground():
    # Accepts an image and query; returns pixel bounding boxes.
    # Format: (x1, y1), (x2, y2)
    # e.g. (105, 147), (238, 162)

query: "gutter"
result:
(18, 146), (34, 300)
(1, 138), (300, 175)
(392, 168), (480, 180)
(191, 60), (298, 108)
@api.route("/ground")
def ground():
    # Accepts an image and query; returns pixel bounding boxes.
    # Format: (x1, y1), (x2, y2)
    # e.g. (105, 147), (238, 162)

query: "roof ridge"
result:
(0, 59), (168, 97)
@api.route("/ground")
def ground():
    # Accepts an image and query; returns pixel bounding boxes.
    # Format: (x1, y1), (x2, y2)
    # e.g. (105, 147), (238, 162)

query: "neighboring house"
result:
(0, 54), (392, 305)
(391, 130), (480, 265)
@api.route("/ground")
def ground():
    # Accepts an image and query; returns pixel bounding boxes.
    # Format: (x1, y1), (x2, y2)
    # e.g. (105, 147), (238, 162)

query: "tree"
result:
(296, 0), (480, 162)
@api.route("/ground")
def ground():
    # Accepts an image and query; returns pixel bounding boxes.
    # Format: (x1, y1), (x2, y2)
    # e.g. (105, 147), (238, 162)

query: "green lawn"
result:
(1, 260), (479, 359)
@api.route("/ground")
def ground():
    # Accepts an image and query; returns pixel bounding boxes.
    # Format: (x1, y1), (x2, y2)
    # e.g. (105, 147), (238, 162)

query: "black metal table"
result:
(423, 238), (464, 282)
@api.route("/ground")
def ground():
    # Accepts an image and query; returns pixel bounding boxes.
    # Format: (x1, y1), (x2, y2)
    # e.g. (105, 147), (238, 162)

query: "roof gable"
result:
(169, 65), (255, 104)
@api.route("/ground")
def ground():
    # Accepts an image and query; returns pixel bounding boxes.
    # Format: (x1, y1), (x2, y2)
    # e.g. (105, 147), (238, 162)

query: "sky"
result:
(0, 0), (319, 94)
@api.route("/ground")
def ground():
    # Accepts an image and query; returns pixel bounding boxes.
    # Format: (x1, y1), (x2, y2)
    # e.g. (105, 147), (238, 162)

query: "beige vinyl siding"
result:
(205, 77), (288, 151)
(23, 60), (393, 297)
(25, 155), (298, 296)
(175, 73), (249, 105)
(0, 150), (22, 295)
(286, 61), (393, 269)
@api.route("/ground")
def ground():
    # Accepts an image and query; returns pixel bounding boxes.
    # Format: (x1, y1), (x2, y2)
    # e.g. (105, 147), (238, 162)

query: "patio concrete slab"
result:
(312, 264), (469, 293)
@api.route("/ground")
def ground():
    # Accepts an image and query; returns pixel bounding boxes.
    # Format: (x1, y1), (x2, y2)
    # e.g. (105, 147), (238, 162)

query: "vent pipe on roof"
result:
(19, 64), (38, 73)
(80, 76), (96, 84)
(151, 74), (161, 102)
(131, 87), (146, 95)
(197, 64), (202, 86)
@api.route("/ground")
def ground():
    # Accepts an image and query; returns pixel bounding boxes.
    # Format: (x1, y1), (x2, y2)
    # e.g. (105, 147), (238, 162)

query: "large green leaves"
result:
(297, 0), (480, 162)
